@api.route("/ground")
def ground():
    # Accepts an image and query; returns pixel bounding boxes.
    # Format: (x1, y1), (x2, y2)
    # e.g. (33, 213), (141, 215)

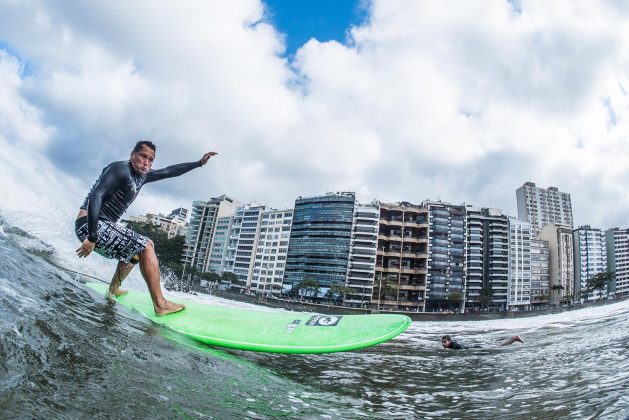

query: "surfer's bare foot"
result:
(155, 299), (185, 316)
(108, 288), (128, 296)
(513, 334), (524, 343)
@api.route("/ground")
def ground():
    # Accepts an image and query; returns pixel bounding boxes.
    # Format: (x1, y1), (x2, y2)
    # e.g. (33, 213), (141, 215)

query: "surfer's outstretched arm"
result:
(145, 152), (217, 183)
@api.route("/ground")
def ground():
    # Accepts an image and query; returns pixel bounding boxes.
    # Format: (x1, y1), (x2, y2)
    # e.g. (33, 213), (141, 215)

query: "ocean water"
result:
(1, 216), (628, 419)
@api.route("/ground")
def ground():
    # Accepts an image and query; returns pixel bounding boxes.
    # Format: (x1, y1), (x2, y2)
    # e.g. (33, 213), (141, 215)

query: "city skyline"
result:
(1, 2), (629, 235)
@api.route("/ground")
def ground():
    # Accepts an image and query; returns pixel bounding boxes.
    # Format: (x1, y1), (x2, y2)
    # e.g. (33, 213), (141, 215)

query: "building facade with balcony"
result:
(222, 204), (267, 284)
(424, 201), (466, 312)
(251, 209), (293, 295)
(207, 215), (233, 273)
(539, 223), (575, 305)
(345, 202), (380, 307)
(375, 202), (428, 311)
(181, 195), (240, 272)
(573, 225), (608, 301)
(508, 218), (532, 310)
(516, 182), (573, 235)
(530, 238), (550, 308)
(605, 228), (629, 298)
(464, 207), (510, 311)
(283, 192), (356, 295)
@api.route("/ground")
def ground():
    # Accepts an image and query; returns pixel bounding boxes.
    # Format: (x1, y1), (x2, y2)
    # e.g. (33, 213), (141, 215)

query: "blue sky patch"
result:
(264, 0), (369, 57)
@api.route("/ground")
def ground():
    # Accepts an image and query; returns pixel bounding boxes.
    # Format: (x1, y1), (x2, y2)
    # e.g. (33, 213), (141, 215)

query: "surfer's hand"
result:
(76, 239), (95, 258)
(200, 151), (217, 166)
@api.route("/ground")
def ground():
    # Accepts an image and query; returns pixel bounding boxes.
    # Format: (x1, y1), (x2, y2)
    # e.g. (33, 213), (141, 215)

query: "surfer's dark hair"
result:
(133, 140), (157, 153)
(441, 335), (452, 342)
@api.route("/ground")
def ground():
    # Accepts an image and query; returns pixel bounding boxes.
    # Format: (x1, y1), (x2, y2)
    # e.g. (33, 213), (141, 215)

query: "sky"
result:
(0, 0), (628, 233)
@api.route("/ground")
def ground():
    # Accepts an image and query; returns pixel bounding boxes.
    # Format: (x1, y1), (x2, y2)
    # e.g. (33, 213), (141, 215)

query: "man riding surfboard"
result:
(75, 140), (216, 315)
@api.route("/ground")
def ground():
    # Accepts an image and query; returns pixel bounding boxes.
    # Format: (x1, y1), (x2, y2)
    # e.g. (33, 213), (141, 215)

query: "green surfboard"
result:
(86, 283), (411, 354)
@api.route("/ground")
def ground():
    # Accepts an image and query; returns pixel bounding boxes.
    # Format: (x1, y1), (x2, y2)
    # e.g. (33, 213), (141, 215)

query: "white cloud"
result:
(0, 0), (628, 237)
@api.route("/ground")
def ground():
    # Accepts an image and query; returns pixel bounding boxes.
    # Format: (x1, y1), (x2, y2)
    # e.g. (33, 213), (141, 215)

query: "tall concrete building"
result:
(465, 207), (510, 311)
(424, 201), (466, 312)
(530, 238), (550, 308)
(573, 226), (608, 301)
(207, 215), (234, 273)
(508, 219), (550, 310)
(516, 182), (573, 234)
(606, 228), (629, 298)
(539, 223), (574, 305)
(284, 192), (356, 295)
(181, 195), (240, 272)
(345, 202), (380, 307)
(223, 204), (267, 284)
(375, 202), (428, 312)
(251, 209), (293, 295)
(508, 218), (533, 310)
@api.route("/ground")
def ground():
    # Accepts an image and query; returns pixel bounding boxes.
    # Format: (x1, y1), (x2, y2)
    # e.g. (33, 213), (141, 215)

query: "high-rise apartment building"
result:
(223, 204), (267, 283)
(508, 218), (532, 310)
(539, 223), (574, 305)
(530, 238), (550, 308)
(375, 202), (428, 311)
(345, 202), (380, 307)
(283, 193), (356, 295)
(465, 207), (510, 311)
(181, 195), (240, 272)
(251, 209), (293, 294)
(573, 226), (608, 301)
(207, 215), (233, 273)
(424, 201), (466, 312)
(606, 228), (629, 298)
(516, 182), (573, 235)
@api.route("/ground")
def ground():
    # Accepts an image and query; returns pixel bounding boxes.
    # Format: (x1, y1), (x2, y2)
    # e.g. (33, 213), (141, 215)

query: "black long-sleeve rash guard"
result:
(80, 160), (202, 242)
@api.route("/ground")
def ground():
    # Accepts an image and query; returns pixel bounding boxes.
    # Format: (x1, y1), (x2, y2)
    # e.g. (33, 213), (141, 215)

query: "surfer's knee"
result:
(138, 240), (155, 258)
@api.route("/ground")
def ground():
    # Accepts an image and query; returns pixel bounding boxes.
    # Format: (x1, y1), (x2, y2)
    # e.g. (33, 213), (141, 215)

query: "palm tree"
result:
(586, 271), (614, 300)
(298, 278), (321, 298)
(550, 284), (564, 305)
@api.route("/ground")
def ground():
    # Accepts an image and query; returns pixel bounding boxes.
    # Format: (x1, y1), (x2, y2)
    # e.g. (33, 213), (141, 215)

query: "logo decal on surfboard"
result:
(285, 320), (301, 333)
(306, 315), (342, 327)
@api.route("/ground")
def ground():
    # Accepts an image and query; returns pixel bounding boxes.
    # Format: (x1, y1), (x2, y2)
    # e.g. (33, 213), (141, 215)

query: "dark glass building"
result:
(283, 192), (356, 295)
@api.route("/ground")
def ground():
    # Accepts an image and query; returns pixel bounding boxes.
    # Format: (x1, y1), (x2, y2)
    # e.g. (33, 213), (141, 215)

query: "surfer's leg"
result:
(500, 335), (524, 346)
(108, 261), (134, 296)
(138, 240), (185, 316)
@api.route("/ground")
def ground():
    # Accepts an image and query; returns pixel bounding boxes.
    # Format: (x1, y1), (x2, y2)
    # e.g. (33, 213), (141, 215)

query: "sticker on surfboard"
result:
(306, 315), (342, 327)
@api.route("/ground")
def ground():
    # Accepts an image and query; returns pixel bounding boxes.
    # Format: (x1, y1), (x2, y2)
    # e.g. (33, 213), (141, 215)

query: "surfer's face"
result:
(441, 338), (452, 349)
(130, 145), (155, 175)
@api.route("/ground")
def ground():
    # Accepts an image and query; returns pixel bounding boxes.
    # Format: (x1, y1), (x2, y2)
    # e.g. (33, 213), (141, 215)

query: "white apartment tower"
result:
(251, 209), (293, 294)
(508, 218), (532, 310)
(345, 202), (380, 307)
(223, 204), (267, 284)
(573, 226), (608, 301)
(606, 228), (629, 298)
(181, 195), (240, 272)
(516, 182), (573, 235)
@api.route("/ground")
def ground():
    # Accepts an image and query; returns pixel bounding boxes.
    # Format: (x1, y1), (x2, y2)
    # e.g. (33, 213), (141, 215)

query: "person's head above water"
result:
(130, 140), (157, 175)
(441, 335), (453, 349)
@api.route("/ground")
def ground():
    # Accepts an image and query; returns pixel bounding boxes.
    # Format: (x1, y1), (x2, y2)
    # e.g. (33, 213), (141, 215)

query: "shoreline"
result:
(187, 288), (629, 321)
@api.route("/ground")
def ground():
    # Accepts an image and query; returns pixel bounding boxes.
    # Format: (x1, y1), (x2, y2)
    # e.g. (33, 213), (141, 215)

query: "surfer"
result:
(75, 140), (216, 315)
(441, 334), (524, 349)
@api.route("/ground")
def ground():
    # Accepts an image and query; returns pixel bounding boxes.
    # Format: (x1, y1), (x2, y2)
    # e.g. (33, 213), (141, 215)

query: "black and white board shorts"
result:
(75, 216), (149, 264)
